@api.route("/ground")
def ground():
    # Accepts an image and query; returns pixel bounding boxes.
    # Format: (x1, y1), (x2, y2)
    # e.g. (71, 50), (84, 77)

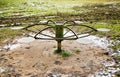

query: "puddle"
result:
(17, 37), (35, 43)
(91, 59), (120, 77)
(28, 29), (111, 49)
(97, 28), (110, 32)
(3, 44), (21, 50)
(74, 21), (84, 24)
(39, 20), (48, 24)
(77, 35), (110, 49)
(91, 47), (120, 77)
(77, 37), (93, 44)
(29, 30), (55, 39)
(1, 29), (119, 76)
(91, 67), (120, 77)
(10, 27), (24, 30)
(0, 24), (7, 27)
(45, 16), (60, 19)
(102, 61), (116, 67)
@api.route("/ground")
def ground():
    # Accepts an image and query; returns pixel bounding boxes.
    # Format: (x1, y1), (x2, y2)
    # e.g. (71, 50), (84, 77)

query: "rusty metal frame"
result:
(23, 20), (97, 40)
(23, 20), (97, 53)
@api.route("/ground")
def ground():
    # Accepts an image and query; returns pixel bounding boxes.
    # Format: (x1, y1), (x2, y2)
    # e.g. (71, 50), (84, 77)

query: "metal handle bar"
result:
(23, 20), (97, 40)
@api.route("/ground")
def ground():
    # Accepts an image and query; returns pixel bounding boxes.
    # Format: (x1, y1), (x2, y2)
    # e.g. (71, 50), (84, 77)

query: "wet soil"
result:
(1, 39), (111, 77)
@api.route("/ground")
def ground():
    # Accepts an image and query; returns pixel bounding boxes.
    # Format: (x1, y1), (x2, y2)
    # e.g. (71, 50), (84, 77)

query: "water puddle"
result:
(1, 30), (119, 76)
(97, 28), (110, 32)
(17, 37), (35, 43)
(10, 27), (24, 30)
(29, 30), (55, 39)
(77, 35), (110, 49)
(3, 44), (21, 50)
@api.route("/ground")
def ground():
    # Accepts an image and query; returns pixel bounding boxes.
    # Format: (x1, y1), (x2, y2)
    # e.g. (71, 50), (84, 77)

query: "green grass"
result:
(54, 50), (71, 57)
(75, 49), (81, 53)
(87, 23), (120, 38)
(0, 28), (23, 45)
(0, 0), (120, 45)
(0, 0), (120, 17)
(61, 51), (71, 57)
(111, 36), (120, 51)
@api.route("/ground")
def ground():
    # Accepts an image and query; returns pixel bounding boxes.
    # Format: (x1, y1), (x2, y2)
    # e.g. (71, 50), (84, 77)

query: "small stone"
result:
(95, 7), (98, 9)
(39, 20), (48, 24)
(104, 52), (109, 55)
(15, 74), (21, 77)
(0, 53), (5, 57)
(47, 73), (53, 77)
(31, 75), (37, 77)
(3, 44), (20, 51)
(0, 49), (3, 51)
(0, 67), (5, 73)
(54, 61), (62, 65)
(25, 46), (30, 49)
(26, 73), (32, 75)
(8, 65), (15, 72)
(76, 58), (80, 60)
(74, 21), (84, 24)
(4, 74), (11, 77)
(105, 12), (109, 14)
(0, 24), (7, 27)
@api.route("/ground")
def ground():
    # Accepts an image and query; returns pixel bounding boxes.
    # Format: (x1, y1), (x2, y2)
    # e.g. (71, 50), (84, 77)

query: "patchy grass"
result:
(87, 23), (120, 38)
(75, 49), (81, 53)
(0, 28), (23, 45)
(61, 51), (71, 57)
(0, 0), (120, 45)
(111, 36), (120, 51)
(54, 50), (71, 57)
(0, 0), (120, 17)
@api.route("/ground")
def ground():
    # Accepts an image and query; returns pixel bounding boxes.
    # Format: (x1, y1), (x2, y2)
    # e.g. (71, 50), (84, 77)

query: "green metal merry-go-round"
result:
(23, 20), (97, 53)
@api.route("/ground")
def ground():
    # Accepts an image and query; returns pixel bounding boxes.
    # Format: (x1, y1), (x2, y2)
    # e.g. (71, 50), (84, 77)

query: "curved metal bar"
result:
(63, 20), (97, 31)
(25, 29), (38, 33)
(63, 30), (70, 36)
(78, 24), (97, 31)
(34, 26), (55, 39)
(23, 20), (97, 40)
(54, 37), (77, 40)
(68, 24), (97, 32)
(62, 26), (78, 40)
(22, 20), (56, 30)
(63, 21), (97, 39)
(63, 21), (75, 26)
(34, 26), (79, 40)
(22, 25), (36, 30)
(46, 20), (56, 25)
(77, 34), (90, 38)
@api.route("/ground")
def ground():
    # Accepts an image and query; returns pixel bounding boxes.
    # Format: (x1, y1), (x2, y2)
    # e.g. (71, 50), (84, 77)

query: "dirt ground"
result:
(3, 39), (110, 77)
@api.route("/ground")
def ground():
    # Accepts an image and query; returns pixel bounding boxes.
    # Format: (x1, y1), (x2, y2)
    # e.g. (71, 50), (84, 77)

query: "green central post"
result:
(55, 24), (63, 53)
(57, 41), (62, 53)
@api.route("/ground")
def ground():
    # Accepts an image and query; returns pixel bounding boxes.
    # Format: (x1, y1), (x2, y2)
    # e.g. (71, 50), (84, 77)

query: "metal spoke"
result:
(34, 26), (55, 39)
(23, 20), (97, 53)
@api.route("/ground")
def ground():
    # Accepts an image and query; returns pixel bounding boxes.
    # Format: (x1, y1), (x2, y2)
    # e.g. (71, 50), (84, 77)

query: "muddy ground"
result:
(0, 38), (111, 77)
(0, 1), (120, 77)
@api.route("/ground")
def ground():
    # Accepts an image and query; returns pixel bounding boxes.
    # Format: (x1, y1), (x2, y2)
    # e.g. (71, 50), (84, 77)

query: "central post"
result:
(55, 23), (64, 53)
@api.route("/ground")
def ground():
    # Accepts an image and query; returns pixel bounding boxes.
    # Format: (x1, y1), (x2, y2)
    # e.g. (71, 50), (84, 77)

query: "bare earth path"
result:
(4, 40), (110, 77)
